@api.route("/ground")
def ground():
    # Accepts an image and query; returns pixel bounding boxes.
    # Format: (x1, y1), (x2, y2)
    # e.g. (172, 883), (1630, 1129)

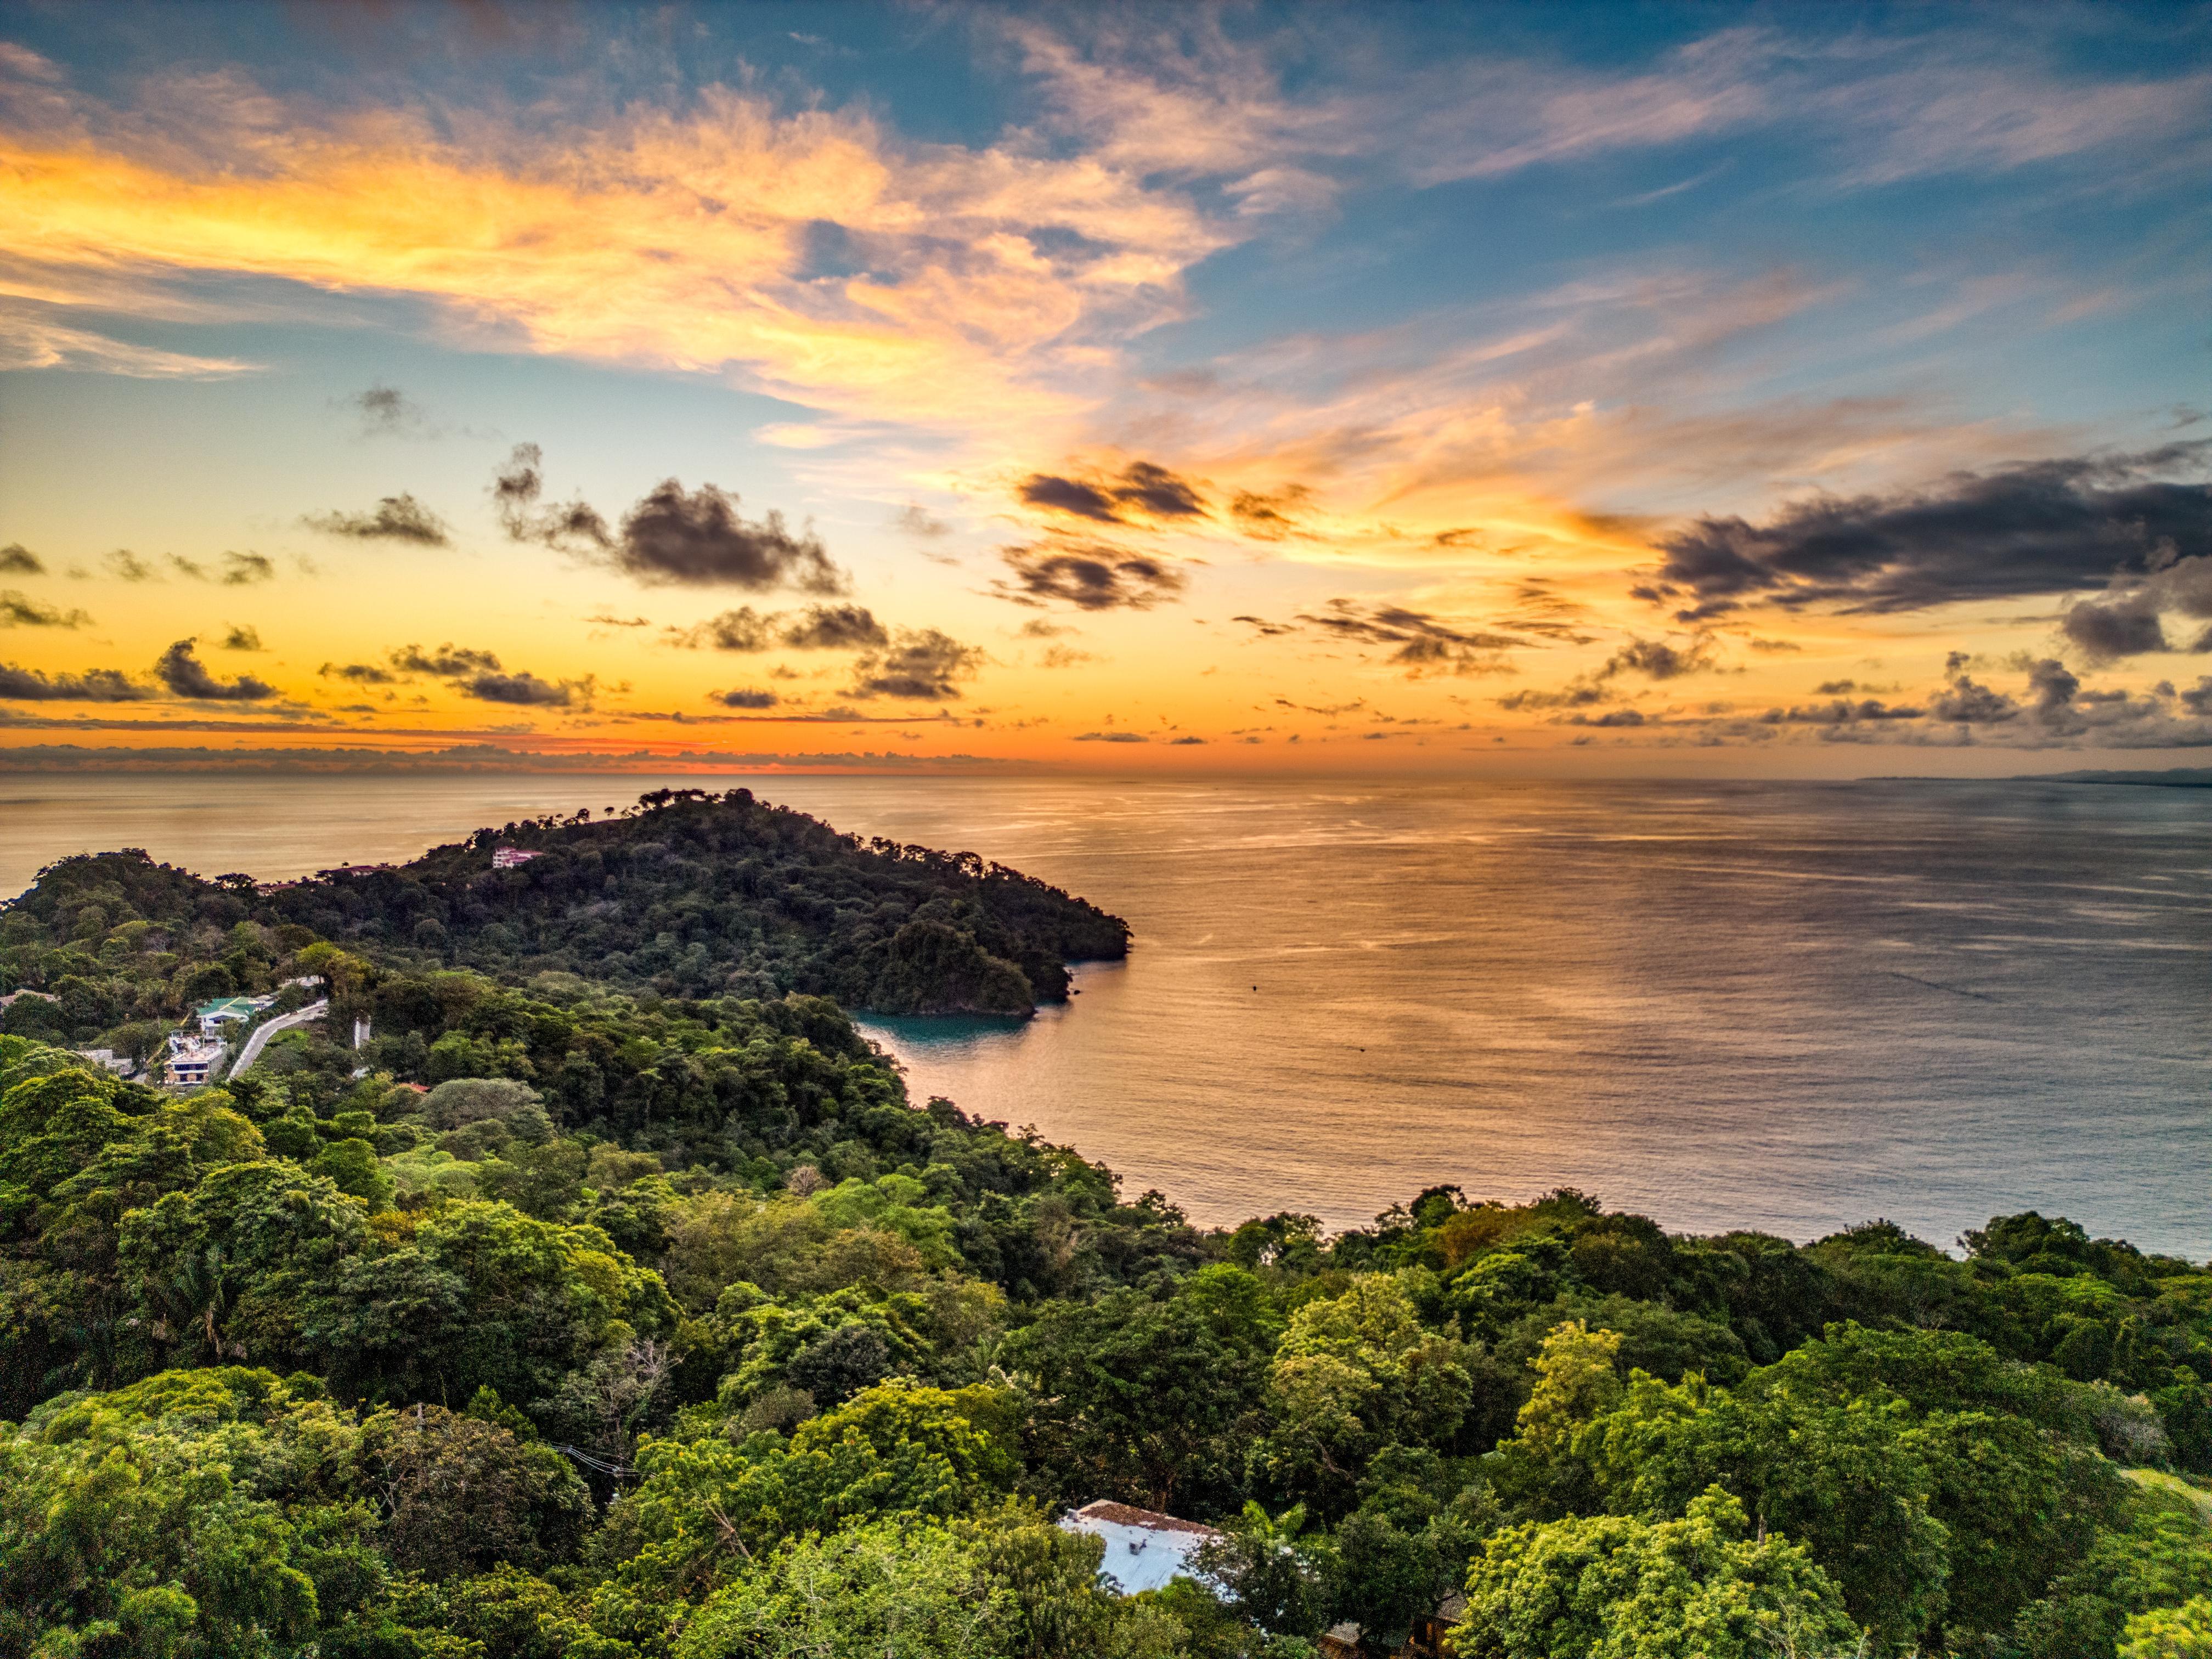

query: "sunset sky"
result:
(1, 1), (2208, 775)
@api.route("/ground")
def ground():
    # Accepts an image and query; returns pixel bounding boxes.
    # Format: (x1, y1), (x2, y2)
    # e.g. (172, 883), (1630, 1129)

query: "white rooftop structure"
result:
(1059, 1500), (1220, 1596)
(165, 1031), (227, 1087)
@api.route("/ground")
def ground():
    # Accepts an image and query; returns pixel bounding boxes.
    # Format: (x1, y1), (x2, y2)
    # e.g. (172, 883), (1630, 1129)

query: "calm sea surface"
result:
(3, 773), (2207, 1254)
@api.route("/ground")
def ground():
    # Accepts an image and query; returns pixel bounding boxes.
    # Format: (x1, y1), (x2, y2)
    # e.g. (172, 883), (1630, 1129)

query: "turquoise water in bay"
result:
(3, 773), (2206, 1252)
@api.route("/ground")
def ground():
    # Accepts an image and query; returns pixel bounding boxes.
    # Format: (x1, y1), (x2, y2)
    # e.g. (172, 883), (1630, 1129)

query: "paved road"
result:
(229, 999), (329, 1076)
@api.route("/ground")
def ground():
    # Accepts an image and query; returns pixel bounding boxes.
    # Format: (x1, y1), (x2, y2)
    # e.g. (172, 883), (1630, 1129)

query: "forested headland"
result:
(1, 787), (1129, 1039)
(3, 791), (2211, 1658)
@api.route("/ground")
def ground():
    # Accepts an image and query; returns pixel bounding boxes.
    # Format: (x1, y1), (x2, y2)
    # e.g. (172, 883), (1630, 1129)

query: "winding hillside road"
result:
(229, 1000), (329, 1077)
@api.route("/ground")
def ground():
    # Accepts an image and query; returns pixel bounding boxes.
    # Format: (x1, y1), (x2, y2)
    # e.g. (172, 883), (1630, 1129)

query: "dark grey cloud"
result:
(463, 671), (590, 709)
(167, 551), (276, 585)
(2028, 656), (2081, 717)
(615, 479), (842, 590)
(304, 493), (452, 547)
(155, 640), (276, 702)
(1652, 443), (2212, 619)
(998, 544), (1189, 610)
(1760, 698), (1926, 725)
(219, 625), (263, 652)
(0, 663), (154, 702)
(1243, 599), (1522, 675)
(0, 544), (42, 575)
(1929, 681), (2017, 723)
(1931, 658), (2087, 738)
(495, 444), (842, 591)
(1503, 658), (2212, 752)
(848, 628), (983, 701)
(1116, 462), (1206, 518)
(1929, 653), (2018, 725)
(1075, 730), (1148, 743)
(894, 504), (950, 538)
(780, 604), (889, 649)
(2056, 554), (2212, 664)
(1497, 684), (1607, 710)
(321, 661), (397, 684)
(2058, 592), (2169, 662)
(493, 444), (614, 552)
(683, 607), (775, 651)
(1599, 635), (1720, 680)
(713, 688), (780, 709)
(391, 643), (502, 676)
(1019, 475), (1121, 522)
(1167, 735), (1205, 745)
(1018, 460), (1209, 524)
(1, 591), (89, 628)
(585, 612), (651, 628)
(679, 603), (888, 651)
(104, 550), (154, 582)
(352, 384), (428, 437)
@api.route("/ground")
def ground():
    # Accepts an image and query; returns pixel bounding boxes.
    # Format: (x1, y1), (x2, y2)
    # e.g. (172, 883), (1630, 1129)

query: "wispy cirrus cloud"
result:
(0, 295), (261, 377)
(1238, 599), (1522, 675)
(1014, 14), (2211, 194)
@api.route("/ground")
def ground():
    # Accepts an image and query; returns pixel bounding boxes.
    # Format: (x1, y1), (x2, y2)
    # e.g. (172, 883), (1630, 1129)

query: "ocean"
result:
(3, 772), (2207, 1255)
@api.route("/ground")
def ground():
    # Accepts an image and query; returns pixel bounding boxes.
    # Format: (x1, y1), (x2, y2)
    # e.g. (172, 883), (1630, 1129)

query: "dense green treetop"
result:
(4, 797), (2212, 1657)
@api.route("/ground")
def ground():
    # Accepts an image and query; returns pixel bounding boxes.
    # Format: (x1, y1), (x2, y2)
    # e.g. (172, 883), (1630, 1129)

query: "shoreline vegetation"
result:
(3, 792), (2210, 1657)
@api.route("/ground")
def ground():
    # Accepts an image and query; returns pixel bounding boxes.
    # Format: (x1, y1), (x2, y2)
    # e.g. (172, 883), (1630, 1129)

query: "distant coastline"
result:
(2018, 768), (2212, 788)
(1865, 768), (2212, 788)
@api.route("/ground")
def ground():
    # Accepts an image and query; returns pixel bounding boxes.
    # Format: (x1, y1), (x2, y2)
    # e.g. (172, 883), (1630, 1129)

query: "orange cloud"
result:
(0, 83), (1226, 449)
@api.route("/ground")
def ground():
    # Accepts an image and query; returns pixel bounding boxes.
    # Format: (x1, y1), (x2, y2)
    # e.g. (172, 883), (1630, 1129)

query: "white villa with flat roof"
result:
(165, 1031), (226, 1087)
(1058, 1501), (1221, 1595)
